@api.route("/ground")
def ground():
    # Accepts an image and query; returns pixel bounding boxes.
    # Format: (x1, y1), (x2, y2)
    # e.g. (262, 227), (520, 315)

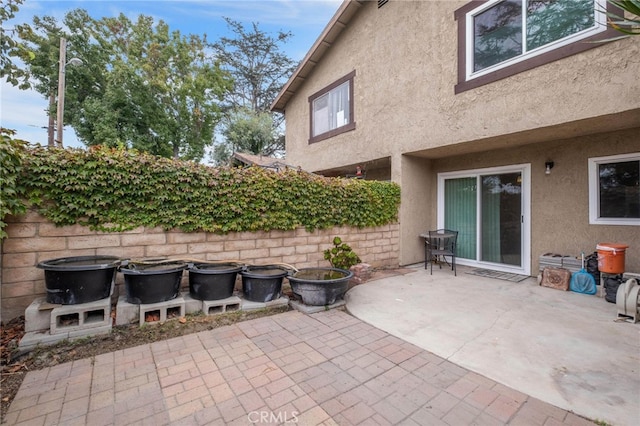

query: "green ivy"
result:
(0, 129), (28, 238)
(4, 145), (400, 236)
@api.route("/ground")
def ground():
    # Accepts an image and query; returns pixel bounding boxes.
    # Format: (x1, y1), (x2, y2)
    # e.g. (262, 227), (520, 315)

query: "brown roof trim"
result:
(232, 152), (287, 168)
(270, 0), (364, 113)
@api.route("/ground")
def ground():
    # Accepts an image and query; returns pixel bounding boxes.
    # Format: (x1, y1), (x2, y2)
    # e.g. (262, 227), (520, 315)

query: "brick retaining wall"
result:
(0, 211), (399, 322)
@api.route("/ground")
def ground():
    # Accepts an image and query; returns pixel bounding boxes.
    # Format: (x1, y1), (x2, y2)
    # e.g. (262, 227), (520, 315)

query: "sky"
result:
(0, 0), (343, 148)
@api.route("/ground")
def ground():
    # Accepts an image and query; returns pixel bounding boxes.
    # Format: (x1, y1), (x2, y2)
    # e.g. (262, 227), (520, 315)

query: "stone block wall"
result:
(1, 211), (399, 322)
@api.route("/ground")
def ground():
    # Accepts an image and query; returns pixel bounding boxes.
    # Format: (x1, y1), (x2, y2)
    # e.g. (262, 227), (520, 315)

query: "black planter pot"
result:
(120, 262), (187, 304)
(240, 265), (289, 303)
(288, 267), (353, 306)
(37, 256), (121, 305)
(188, 262), (244, 300)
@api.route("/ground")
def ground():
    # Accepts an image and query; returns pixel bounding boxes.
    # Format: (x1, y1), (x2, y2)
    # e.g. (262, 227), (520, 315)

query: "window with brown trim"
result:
(308, 70), (355, 144)
(454, 0), (621, 94)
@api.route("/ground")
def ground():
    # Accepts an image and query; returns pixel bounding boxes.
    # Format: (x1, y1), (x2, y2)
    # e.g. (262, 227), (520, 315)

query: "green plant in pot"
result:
(324, 237), (361, 270)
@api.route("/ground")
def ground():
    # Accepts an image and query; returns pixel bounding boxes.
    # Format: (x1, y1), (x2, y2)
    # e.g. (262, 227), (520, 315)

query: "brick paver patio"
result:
(3, 309), (595, 425)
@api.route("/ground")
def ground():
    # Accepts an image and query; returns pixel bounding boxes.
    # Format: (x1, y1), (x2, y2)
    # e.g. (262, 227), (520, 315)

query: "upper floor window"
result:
(455, 0), (617, 93)
(309, 71), (355, 143)
(588, 153), (640, 226)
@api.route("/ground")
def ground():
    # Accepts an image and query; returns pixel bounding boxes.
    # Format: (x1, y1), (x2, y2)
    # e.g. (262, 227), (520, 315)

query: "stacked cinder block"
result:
(539, 253), (581, 274)
(20, 296), (113, 351)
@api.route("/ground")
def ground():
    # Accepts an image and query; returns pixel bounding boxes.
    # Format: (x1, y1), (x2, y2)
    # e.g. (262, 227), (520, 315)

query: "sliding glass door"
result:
(438, 165), (530, 275)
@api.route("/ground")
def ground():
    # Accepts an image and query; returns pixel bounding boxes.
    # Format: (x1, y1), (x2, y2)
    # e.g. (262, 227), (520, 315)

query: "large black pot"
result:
(188, 262), (244, 300)
(37, 256), (121, 305)
(120, 262), (187, 304)
(288, 267), (353, 306)
(240, 265), (289, 303)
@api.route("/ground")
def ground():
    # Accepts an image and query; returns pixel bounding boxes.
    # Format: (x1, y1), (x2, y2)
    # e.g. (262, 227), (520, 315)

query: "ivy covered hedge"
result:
(0, 130), (28, 238)
(2, 143), (400, 236)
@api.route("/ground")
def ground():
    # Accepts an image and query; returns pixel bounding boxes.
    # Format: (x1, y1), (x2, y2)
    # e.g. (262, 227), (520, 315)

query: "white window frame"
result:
(465, 0), (607, 81)
(312, 81), (349, 137)
(308, 70), (355, 144)
(588, 153), (640, 226)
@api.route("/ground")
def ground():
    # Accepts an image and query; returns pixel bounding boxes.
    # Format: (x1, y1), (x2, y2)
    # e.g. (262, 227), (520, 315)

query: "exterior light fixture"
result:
(545, 161), (554, 175)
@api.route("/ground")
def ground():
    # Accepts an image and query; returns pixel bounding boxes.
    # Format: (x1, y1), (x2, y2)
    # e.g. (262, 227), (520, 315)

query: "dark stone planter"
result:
(37, 256), (121, 305)
(240, 265), (289, 303)
(120, 262), (187, 304)
(188, 262), (244, 301)
(288, 267), (354, 306)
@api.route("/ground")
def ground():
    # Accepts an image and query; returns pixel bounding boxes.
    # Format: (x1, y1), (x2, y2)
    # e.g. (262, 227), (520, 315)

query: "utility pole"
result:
(47, 93), (55, 147)
(54, 38), (83, 147)
(55, 37), (67, 147)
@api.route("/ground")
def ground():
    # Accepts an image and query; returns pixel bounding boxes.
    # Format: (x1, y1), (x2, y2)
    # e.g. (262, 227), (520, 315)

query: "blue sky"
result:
(1, 0), (342, 148)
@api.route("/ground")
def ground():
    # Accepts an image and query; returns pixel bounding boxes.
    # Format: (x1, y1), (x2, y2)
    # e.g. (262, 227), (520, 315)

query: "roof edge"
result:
(270, 0), (363, 113)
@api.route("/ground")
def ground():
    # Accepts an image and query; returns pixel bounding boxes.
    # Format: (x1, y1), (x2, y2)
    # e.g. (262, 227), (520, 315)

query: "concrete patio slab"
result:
(345, 265), (640, 426)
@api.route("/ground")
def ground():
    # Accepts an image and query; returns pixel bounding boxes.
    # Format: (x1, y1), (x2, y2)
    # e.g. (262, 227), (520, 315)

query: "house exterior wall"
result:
(0, 211), (399, 322)
(284, 1), (638, 171)
(430, 128), (639, 273)
(282, 0), (639, 272)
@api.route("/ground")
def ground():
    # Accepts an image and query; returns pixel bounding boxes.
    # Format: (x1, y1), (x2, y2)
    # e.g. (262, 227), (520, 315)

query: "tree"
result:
(0, 0), (33, 89)
(217, 108), (282, 159)
(10, 10), (98, 146)
(210, 18), (298, 164)
(11, 9), (233, 161)
(77, 13), (233, 160)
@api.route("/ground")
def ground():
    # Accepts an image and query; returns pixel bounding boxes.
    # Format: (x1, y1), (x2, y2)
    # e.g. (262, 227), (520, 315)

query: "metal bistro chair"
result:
(425, 229), (458, 276)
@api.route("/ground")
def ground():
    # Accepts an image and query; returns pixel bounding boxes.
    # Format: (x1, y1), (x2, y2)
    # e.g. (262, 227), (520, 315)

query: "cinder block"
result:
(240, 248), (270, 259)
(19, 325), (112, 352)
(115, 296), (140, 326)
(241, 296), (289, 311)
(2, 252), (37, 268)
(187, 242), (224, 254)
(269, 246), (296, 257)
(168, 232), (207, 244)
(38, 223), (96, 237)
(5, 223), (37, 238)
(138, 297), (185, 326)
(24, 297), (51, 332)
(201, 296), (242, 316)
(121, 233), (166, 246)
(289, 299), (345, 314)
(224, 239), (256, 251)
(20, 330), (70, 350)
(67, 324), (112, 339)
(145, 244), (188, 257)
(66, 235), (121, 250)
(183, 293), (203, 315)
(3, 266), (43, 283)
(50, 297), (112, 335)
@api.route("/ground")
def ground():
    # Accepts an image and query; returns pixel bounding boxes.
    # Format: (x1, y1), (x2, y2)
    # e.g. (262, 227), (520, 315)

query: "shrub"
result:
(3, 145), (400, 236)
(324, 236), (361, 270)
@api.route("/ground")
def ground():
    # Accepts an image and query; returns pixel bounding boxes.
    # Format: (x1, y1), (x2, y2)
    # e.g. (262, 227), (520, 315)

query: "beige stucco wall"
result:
(428, 128), (639, 273)
(281, 1), (639, 273)
(284, 0), (639, 167)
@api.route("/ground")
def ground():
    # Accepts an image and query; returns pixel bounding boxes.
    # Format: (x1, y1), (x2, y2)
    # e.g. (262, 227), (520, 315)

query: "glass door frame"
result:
(437, 163), (531, 275)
